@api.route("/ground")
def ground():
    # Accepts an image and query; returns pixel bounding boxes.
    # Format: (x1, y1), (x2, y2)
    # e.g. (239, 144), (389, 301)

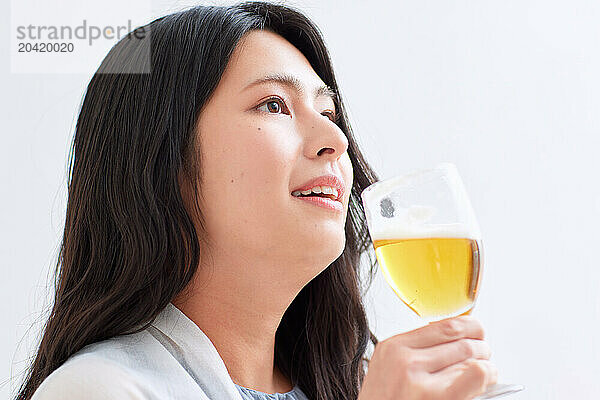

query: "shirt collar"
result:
(150, 302), (244, 399)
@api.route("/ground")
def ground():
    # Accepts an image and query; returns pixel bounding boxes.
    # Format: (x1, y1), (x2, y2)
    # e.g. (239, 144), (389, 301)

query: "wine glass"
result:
(360, 162), (523, 399)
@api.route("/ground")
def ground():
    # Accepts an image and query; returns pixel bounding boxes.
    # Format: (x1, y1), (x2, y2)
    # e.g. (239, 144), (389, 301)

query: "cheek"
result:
(224, 124), (292, 194)
(340, 151), (354, 200)
(203, 115), (291, 180)
(199, 120), (296, 239)
(341, 151), (353, 182)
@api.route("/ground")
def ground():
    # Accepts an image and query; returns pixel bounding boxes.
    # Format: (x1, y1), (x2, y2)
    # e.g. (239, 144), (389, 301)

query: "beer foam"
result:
(369, 222), (477, 241)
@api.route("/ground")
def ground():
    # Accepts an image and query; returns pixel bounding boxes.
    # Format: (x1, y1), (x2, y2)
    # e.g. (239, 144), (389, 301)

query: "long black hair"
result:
(16, 2), (380, 399)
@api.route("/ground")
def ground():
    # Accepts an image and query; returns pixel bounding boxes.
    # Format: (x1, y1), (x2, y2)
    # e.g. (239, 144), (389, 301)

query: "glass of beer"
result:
(361, 163), (523, 399)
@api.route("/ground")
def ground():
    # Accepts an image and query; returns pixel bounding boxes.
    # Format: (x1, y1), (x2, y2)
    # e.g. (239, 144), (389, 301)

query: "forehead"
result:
(220, 30), (333, 98)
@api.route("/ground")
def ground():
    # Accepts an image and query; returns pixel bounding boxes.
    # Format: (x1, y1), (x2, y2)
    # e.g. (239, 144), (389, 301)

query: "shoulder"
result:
(31, 353), (149, 400)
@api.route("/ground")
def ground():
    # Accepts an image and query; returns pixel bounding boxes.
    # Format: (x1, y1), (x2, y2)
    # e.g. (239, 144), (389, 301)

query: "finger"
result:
(436, 359), (498, 400)
(392, 316), (485, 349)
(420, 338), (491, 373)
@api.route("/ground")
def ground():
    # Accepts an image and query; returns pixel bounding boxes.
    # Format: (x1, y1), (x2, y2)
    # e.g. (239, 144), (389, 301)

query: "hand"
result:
(358, 316), (498, 400)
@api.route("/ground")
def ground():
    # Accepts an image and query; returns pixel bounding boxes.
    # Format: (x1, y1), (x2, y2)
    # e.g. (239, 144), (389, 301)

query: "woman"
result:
(16, 2), (497, 399)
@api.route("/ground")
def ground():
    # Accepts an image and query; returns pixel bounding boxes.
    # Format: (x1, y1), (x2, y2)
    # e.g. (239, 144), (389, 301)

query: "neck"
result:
(173, 249), (312, 394)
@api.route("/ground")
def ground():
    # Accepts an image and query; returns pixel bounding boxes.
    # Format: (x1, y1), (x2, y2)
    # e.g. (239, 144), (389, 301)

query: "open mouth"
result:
(291, 191), (338, 201)
(290, 190), (343, 212)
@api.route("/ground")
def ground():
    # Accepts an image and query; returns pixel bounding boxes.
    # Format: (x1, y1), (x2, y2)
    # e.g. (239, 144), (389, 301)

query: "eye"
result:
(256, 97), (289, 115)
(322, 110), (338, 123)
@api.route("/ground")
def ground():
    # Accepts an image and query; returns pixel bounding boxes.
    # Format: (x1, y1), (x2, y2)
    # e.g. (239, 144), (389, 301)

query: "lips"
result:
(294, 195), (344, 212)
(291, 174), (345, 202)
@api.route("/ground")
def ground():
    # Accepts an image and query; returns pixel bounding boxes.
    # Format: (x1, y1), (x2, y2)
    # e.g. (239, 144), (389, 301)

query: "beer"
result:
(373, 237), (481, 319)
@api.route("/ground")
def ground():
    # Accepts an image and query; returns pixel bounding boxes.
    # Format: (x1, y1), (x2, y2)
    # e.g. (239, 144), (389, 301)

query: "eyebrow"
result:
(242, 72), (338, 103)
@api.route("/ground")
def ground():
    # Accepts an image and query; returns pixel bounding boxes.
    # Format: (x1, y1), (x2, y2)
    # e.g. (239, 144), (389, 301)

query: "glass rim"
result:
(361, 162), (459, 201)
(360, 162), (481, 241)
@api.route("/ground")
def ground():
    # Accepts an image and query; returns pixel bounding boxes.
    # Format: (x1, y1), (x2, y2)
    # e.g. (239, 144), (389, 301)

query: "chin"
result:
(312, 235), (346, 264)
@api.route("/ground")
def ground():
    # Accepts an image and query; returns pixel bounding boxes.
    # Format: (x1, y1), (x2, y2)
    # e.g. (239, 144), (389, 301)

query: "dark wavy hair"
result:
(15, 2), (381, 399)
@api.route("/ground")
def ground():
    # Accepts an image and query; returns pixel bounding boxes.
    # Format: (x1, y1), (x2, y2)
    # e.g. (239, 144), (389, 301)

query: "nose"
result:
(303, 112), (349, 161)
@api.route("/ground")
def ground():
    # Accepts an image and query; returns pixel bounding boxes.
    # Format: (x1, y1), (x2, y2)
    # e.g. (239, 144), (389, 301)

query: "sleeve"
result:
(31, 355), (149, 400)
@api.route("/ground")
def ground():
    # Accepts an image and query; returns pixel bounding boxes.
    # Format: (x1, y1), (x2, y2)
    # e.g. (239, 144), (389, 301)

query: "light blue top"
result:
(235, 383), (310, 400)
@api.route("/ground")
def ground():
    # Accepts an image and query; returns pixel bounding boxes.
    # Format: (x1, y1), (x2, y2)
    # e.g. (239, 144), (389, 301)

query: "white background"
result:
(2, 1), (599, 399)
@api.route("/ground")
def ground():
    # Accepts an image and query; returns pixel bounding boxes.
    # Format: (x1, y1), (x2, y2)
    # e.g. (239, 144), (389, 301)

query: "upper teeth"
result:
(292, 186), (339, 199)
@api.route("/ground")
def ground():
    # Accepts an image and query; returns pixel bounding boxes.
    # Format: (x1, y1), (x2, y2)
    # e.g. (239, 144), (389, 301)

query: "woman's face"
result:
(193, 29), (352, 281)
